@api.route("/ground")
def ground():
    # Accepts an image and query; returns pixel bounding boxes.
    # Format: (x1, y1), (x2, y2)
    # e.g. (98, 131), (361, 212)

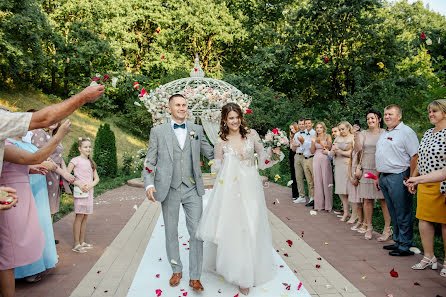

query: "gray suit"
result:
(143, 121), (214, 279)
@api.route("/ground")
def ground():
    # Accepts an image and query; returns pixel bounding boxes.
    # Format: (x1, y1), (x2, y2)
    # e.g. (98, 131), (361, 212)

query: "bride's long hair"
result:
(219, 103), (249, 141)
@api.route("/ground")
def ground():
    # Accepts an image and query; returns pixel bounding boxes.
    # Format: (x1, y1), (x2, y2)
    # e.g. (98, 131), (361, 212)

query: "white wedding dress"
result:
(196, 129), (283, 288)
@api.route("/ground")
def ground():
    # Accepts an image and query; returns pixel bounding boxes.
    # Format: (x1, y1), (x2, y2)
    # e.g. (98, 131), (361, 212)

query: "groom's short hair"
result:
(168, 94), (186, 103)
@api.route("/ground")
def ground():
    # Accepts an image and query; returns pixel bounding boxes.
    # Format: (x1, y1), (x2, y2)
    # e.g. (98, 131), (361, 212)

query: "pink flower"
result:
(364, 172), (378, 180)
(280, 137), (289, 145)
(265, 134), (273, 141)
(140, 88), (147, 97)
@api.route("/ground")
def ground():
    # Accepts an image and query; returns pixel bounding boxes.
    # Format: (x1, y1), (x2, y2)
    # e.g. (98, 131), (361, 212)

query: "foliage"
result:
(93, 123), (118, 178)
(67, 140), (79, 162)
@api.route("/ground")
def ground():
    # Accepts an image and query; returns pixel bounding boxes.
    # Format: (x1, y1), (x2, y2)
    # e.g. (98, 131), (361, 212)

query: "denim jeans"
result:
(379, 169), (414, 251)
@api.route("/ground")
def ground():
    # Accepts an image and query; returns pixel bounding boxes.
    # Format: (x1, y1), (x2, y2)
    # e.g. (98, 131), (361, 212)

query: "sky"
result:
(409, 0), (446, 16)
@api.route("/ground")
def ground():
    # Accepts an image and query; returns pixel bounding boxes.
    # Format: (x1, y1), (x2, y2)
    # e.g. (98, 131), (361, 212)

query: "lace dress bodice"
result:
(212, 129), (282, 171)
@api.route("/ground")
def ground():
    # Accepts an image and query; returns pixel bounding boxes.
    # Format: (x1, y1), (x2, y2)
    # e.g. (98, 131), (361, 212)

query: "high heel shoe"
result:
(363, 224), (372, 240)
(377, 228), (393, 242)
(347, 217), (358, 224)
(411, 256), (437, 270)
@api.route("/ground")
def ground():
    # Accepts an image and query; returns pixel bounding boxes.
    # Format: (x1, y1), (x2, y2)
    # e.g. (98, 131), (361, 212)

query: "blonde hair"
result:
(315, 122), (327, 136)
(338, 121), (353, 134)
(385, 104), (402, 116)
(427, 99), (446, 114)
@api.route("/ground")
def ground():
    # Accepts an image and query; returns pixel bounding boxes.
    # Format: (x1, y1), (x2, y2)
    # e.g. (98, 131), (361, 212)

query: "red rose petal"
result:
(280, 265), (284, 268)
(293, 269), (297, 273)
(390, 268), (398, 278)
(274, 95), (279, 98)
(156, 289), (162, 297)
(282, 283), (288, 286)
(414, 282), (420, 286)
(265, 159), (271, 164)
(183, 293), (188, 296)
(316, 264), (321, 268)
(317, 257), (322, 260)
(286, 240), (293, 247)
(97, 270), (101, 274)
(218, 289), (222, 293)
(234, 294), (239, 297)
(297, 282), (302, 290)
(286, 285), (291, 290)
(362, 259), (367, 262)
(156, 274), (160, 278)
(284, 253), (289, 257)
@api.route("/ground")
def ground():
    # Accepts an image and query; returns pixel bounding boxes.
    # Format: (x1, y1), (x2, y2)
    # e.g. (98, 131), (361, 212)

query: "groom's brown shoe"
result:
(189, 280), (204, 291)
(169, 273), (182, 287)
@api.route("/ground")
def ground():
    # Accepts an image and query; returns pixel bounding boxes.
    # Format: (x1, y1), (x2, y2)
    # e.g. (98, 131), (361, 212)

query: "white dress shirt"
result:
(302, 129), (316, 158)
(375, 122), (419, 174)
(171, 120), (187, 149)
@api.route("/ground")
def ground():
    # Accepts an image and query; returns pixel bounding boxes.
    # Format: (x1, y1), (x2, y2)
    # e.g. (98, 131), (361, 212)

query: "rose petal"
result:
(414, 282), (420, 286)
(317, 257), (322, 260)
(284, 253), (289, 257)
(279, 265), (284, 268)
(297, 282), (302, 290)
(316, 264), (321, 268)
(286, 240), (293, 247)
(265, 159), (271, 164)
(156, 274), (160, 278)
(390, 268), (398, 278)
(156, 289), (162, 297)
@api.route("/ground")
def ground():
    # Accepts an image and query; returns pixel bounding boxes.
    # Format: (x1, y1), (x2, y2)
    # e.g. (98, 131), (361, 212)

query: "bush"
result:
(93, 123), (118, 178)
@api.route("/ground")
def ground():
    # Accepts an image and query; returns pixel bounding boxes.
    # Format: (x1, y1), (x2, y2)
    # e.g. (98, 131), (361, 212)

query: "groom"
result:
(143, 94), (214, 291)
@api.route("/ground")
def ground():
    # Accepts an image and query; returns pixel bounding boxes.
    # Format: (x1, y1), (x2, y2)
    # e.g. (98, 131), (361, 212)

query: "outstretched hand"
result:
(81, 85), (105, 103)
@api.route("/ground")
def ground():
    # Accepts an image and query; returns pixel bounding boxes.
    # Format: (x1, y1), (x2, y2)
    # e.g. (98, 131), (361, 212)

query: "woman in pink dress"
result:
(66, 138), (99, 253)
(310, 122), (333, 211)
(0, 121), (70, 297)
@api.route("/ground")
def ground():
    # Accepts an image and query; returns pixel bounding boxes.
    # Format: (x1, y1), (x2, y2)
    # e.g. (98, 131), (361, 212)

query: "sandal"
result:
(346, 217), (358, 224)
(363, 224), (373, 240)
(25, 274), (42, 283)
(411, 256), (437, 270)
(357, 223), (367, 234)
(72, 244), (87, 253)
(440, 263), (446, 277)
(81, 242), (93, 249)
(377, 228), (393, 242)
(350, 221), (362, 231)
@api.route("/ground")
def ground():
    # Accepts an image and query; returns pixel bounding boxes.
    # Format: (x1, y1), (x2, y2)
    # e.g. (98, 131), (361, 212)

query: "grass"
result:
(53, 170), (141, 222)
(0, 89), (146, 164)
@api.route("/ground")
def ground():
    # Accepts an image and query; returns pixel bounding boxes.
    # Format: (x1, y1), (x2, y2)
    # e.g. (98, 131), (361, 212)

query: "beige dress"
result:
(333, 136), (353, 195)
(357, 130), (384, 199)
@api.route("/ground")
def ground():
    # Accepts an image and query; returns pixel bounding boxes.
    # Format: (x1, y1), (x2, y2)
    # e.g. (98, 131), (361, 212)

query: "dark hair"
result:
(78, 138), (97, 170)
(298, 118), (305, 123)
(366, 109), (383, 128)
(168, 94), (186, 103)
(219, 103), (249, 141)
(305, 118), (313, 122)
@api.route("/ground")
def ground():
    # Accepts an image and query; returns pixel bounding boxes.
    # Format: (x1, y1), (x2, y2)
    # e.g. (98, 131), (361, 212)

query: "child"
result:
(67, 138), (99, 253)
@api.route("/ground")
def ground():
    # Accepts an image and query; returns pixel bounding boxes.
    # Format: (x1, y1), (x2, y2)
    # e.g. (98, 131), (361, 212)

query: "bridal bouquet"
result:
(263, 128), (289, 160)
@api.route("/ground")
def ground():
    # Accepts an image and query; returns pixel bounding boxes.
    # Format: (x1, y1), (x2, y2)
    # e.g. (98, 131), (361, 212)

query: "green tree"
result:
(93, 123), (118, 178)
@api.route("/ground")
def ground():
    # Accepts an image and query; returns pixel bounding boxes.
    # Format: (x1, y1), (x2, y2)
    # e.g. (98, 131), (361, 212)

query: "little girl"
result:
(67, 138), (99, 253)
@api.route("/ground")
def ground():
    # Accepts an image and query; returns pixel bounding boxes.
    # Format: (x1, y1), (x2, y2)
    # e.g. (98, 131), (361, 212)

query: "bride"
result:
(196, 103), (283, 295)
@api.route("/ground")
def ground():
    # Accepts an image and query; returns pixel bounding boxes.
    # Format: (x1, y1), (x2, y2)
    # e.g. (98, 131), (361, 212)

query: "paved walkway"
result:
(15, 182), (445, 297)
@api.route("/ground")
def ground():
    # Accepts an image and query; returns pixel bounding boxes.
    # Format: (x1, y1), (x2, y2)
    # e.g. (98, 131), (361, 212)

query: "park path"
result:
(15, 182), (446, 297)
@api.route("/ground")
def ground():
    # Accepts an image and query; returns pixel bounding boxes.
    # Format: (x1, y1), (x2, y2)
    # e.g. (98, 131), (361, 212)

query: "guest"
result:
(0, 187), (18, 210)
(404, 99), (446, 274)
(0, 121), (71, 297)
(9, 138), (58, 282)
(375, 104), (419, 256)
(310, 122), (333, 211)
(354, 110), (392, 240)
(67, 138), (100, 253)
(292, 119), (308, 204)
(288, 123), (299, 200)
(332, 121), (354, 221)
(347, 141), (363, 228)
(32, 123), (74, 220)
(302, 118), (316, 207)
(0, 85), (104, 178)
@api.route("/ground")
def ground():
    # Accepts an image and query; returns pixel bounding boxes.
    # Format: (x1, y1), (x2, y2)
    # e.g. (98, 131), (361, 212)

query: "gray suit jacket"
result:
(143, 121), (214, 202)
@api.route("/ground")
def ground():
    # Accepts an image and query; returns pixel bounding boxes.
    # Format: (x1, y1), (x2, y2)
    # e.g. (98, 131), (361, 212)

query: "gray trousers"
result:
(161, 183), (203, 280)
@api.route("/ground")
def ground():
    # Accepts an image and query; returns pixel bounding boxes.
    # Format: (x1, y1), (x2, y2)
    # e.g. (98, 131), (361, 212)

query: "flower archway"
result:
(135, 54), (251, 144)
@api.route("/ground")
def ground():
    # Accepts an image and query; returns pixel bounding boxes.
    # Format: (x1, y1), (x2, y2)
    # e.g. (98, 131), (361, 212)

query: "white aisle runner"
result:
(128, 190), (311, 297)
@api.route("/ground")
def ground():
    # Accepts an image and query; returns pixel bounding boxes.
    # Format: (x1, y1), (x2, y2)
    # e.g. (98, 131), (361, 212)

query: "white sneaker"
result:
(293, 197), (307, 203)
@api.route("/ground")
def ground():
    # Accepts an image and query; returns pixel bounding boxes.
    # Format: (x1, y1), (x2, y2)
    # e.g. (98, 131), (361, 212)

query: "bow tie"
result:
(173, 123), (186, 129)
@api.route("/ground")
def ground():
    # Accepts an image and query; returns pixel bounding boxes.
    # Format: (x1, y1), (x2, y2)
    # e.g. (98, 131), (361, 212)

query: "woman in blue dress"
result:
(9, 137), (59, 281)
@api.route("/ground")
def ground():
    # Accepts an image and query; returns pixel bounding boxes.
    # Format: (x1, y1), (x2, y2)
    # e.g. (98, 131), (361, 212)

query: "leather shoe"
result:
(389, 249), (414, 256)
(169, 273), (182, 287)
(189, 279), (204, 291)
(305, 200), (314, 207)
(383, 244), (399, 250)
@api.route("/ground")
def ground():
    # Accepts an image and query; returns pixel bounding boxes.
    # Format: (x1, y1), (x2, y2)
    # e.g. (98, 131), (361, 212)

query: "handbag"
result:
(73, 186), (89, 198)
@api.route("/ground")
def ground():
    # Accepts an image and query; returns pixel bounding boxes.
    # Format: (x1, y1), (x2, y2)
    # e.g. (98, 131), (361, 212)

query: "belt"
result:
(304, 156), (314, 159)
(380, 172), (393, 177)
(295, 153), (303, 156)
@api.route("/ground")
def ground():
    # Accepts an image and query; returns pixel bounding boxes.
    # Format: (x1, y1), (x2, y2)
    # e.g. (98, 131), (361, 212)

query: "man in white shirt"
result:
(292, 119), (308, 203)
(0, 85), (104, 209)
(375, 104), (419, 256)
(302, 118), (316, 207)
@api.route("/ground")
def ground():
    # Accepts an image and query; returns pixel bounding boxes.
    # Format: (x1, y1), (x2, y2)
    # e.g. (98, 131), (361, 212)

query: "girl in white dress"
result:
(196, 103), (283, 295)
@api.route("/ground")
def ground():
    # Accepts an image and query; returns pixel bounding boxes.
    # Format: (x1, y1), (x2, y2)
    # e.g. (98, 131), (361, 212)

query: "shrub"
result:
(93, 123), (118, 177)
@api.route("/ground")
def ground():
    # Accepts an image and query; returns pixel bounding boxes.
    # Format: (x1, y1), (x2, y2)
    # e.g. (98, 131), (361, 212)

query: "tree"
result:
(93, 123), (118, 178)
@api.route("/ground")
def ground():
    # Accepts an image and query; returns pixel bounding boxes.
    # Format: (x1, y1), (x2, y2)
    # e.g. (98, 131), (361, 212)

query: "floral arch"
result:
(136, 55), (251, 144)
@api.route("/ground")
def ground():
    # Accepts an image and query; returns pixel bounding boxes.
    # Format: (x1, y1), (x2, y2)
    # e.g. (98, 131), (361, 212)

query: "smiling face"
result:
(366, 113), (381, 129)
(226, 110), (241, 132)
(168, 96), (188, 123)
(315, 124), (325, 136)
(331, 127), (340, 139)
(305, 120), (313, 131)
(290, 125), (296, 134)
(298, 120), (306, 131)
(79, 140), (92, 157)
(383, 107), (401, 129)
(428, 107), (446, 125)
(338, 124), (350, 137)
